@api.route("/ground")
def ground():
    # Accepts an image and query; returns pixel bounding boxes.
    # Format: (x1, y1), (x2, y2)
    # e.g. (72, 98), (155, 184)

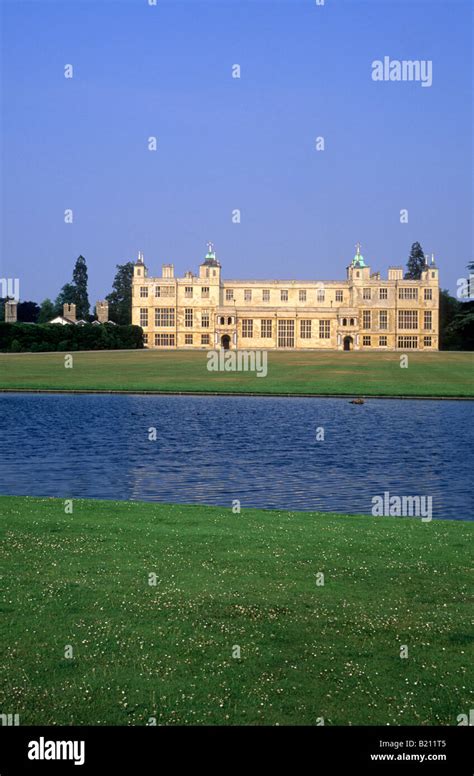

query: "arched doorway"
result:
(343, 335), (353, 351)
(221, 334), (231, 350)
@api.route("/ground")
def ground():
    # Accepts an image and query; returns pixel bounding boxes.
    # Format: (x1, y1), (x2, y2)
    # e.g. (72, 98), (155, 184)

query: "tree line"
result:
(0, 256), (134, 326)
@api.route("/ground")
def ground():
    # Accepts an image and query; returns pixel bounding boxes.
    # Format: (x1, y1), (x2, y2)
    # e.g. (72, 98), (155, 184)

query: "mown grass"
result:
(0, 496), (471, 725)
(0, 349), (472, 397)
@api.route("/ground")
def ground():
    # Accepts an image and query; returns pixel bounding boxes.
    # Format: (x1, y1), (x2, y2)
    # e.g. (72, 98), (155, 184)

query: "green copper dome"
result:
(352, 243), (366, 268)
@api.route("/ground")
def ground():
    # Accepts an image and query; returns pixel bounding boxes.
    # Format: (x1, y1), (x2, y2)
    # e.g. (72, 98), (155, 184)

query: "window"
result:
(363, 288), (371, 300)
(244, 289), (252, 302)
(431, 272), (436, 278)
(140, 286), (148, 298)
(300, 320), (312, 339)
(227, 317), (232, 325)
(201, 334), (210, 345)
(363, 336), (371, 346)
(424, 311), (432, 330)
(201, 312), (210, 328)
(185, 334), (193, 345)
(201, 287), (209, 299)
(342, 318), (347, 326)
(424, 288), (432, 301)
(261, 319), (272, 338)
(299, 290), (307, 302)
(143, 333), (148, 345)
(379, 288), (388, 300)
(185, 309), (193, 328)
(398, 336), (418, 349)
(242, 319), (253, 338)
(423, 336), (432, 347)
(336, 290), (343, 302)
(350, 318), (355, 326)
(379, 336), (388, 347)
(317, 288), (325, 303)
(262, 289), (270, 302)
(140, 308), (148, 327)
(278, 320), (295, 347)
(154, 333), (175, 347)
(379, 310), (388, 330)
(319, 320), (330, 339)
(399, 287), (418, 300)
(155, 285), (174, 297)
(398, 310), (418, 329)
(363, 311), (371, 329)
(185, 286), (193, 299)
(155, 307), (175, 327)
(281, 290), (289, 302)
(226, 289), (234, 302)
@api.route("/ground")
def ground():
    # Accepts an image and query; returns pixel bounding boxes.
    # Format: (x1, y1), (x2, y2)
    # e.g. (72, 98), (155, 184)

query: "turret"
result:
(347, 243), (371, 282)
(199, 242), (221, 282)
(134, 250), (147, 279)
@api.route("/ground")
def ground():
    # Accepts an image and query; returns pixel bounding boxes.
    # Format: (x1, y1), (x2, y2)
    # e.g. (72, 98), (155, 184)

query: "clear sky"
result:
(1, 0), (472, 305)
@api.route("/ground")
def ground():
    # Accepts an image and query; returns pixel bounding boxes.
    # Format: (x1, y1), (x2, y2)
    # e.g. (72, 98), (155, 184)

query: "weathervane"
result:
(355, 242), (362, 255)
(207, 241), (214, 254)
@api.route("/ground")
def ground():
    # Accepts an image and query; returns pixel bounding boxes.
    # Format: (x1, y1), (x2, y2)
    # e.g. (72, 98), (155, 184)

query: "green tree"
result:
(17, 301), (40, 323)
(37, 298), (56, 323)
(439, 289), (461, 350)
(106, 262), (134, 325)
(72, 255), (90, 320)
(405, 242), (426, 280)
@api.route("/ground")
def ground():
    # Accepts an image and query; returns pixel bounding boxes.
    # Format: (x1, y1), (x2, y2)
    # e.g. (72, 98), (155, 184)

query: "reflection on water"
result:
(0, 393), (472, 520)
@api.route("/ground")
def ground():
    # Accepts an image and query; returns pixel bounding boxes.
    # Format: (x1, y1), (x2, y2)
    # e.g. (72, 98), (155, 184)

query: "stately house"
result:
(131, 244), (439, 351)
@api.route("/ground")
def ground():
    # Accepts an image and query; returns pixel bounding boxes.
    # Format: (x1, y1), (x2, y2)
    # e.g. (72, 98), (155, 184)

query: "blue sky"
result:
(1, 0), (472, 304)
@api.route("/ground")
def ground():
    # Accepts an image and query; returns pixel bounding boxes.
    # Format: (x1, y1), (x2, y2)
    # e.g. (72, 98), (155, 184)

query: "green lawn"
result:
(0, 495), (471, 725)
(0, 349), (472, 397)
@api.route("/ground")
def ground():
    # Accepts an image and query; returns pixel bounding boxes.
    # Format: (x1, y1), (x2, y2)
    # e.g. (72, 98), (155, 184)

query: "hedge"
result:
(0, 323), (144, 352)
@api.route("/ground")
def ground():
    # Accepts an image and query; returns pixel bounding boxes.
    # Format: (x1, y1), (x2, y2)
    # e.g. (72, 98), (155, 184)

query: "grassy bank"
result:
(0, 495), (471, 725)
(0, 350), (472, 397)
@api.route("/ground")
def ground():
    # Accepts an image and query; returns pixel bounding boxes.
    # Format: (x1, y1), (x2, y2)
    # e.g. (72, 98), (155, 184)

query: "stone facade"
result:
(131, 244), (439, 351)
(5, 300), (18, 323)
(96, 300), (109, 323)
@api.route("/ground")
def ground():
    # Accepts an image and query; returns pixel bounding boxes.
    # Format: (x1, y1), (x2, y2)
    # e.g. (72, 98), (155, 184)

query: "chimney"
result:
(162, 264), (174, 279)
(95, 300), (109, 323)
(388, 267), (403, 281)
(5, 300), (17, 323)
(63, 303), (76, 322)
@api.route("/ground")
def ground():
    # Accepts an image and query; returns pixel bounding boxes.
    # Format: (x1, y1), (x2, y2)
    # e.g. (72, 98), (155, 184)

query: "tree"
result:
(106, 262), (134, 325)
(17, 301), (40, 323)
(72, 255), (90, 320)
(439, 289), (460, 349)
(53, 283), (77, 316)
(405, 242), (426, 280)
(37, 298), (56, 323)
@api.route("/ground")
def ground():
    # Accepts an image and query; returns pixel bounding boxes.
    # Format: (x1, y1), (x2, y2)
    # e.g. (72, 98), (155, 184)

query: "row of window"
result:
(143, 333), (211, 347)
(241, 319), (331, 339)
(144, 332), (433, 348)
(361, 310), (433, 330)
(140, 286), (434, 302)
(361, 336), (433, 348)
(140, 308), (434, 333)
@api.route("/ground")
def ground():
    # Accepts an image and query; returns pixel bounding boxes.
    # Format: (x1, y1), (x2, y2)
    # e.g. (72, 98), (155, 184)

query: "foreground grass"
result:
(0, 496), (471, 726)
(0, 349), (472, 396)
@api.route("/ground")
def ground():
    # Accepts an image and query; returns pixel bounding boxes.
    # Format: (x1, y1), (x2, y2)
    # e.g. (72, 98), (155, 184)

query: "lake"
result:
(0, 393), (472, 520)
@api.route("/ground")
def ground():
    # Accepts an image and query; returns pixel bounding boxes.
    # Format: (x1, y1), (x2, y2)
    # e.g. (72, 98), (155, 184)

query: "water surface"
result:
(0, 394), (472, 520)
